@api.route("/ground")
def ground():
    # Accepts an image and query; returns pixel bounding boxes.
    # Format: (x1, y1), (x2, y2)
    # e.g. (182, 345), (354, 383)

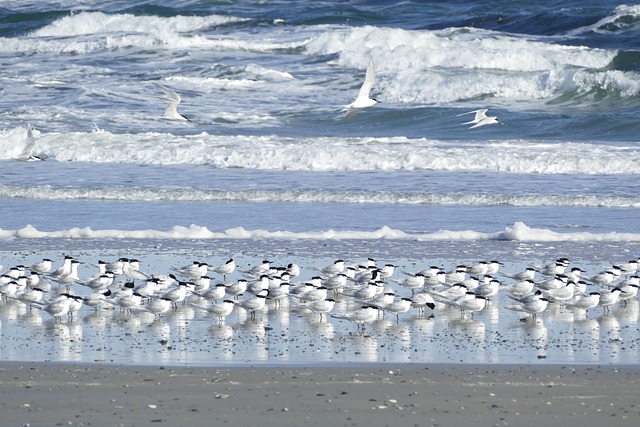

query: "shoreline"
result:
(1, 361), (638, 426)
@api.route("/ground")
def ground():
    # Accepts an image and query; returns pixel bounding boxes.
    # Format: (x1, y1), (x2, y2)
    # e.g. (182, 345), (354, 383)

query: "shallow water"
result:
(1, 239), (639, 366)
(1, 1), (640, 366)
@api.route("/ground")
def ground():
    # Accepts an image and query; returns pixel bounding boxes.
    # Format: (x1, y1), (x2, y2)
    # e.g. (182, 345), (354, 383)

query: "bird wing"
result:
(14, 124), (37, 161)
(468, 115), (497, 129)
(154, 82), (182, 105)
(356, 56), (376, 100)
(473, 109), (488, 121)
(154, 82), (191, 121)
(460, 109), (488, 124)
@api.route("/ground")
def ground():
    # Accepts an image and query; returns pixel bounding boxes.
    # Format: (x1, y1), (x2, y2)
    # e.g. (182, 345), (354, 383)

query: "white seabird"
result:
(15, 124), (44, 161)
(154, 82), (192, 122)
(458, 108), (498, 129)
(345, 56), (379, 117)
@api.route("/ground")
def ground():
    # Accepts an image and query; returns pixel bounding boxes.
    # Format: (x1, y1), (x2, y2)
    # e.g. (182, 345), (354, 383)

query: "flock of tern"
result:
(1, 254), (638, 331)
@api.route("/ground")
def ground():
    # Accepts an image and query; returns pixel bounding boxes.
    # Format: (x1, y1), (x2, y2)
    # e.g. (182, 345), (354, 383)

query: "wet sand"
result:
(1, 362), (638, 427)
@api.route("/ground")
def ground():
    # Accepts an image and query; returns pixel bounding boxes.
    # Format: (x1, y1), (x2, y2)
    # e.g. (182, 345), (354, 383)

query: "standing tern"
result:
(33, 296), (72, 322)
(303, 298), (336, 320)
(235, 293), (267, 318)
(209, 258), (236, 280)
(191, 299), (235, 323)
(502, 267), (537, 282)
(410, 292), (436, 315)
(505, 296), (549, 322)
(375, 297), (413, 323)
(316, 259), (346, 276)
(563, 292), (601, 315)
(598, 287), (624, 313)
(331, 305), (379, 331)
(30, 258), (53, 275)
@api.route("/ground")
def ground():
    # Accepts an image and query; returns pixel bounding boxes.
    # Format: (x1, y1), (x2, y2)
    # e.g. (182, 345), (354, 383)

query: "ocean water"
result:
(1, 1), (640, 366)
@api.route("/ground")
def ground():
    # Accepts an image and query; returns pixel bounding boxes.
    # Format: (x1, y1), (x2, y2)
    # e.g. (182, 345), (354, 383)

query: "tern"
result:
(291, 285), (327, 303)
(331, 305), (379, 330)
(322, 273), (349, 295)
(316, 259), (346, 276)
(467, 261), (489, 276)
(475, 278), (501, 300)
(29, 258), (53, 275)
(143, 297), (173, 319)
(14, 287), (48, 311)
(191, 299), (235, 323)
(286, 263), (301, 278)
(76, 272), (115, 291)
(616, 259), (639, 275)
(194, 283), (227, 302)
(542, 281), (575, 303)
(123, 259), (151, 283)
(433, 292), (487, 318)
(33, 295), (72, 321)
(345, 56), (379, 117)
(618, 276), (639, 303)
(598, 287), (624, 313)
(302, 298), (336, 320)
(504, 279), (536, 298)
(235, 293), (267, 318)
(83, 289), (112, 310)
(458, 108), (499, 129)
(563, 292), (601, 315)
(48, 256), (74, 281)
(173, 261), (208, 280)
(225, 279), (248, 299)
(193, 275), (212, 294)
(505, 296), (549, 322)
(162, 281), (194, 307)
(107, 292), (144, 315)
(394, 274), (426, 293)
(154, 82), (191, 123)
(64, 293), (84, 320)
(376, 297), (413, 322)
(410, 292), (436, 315)
(105, 258), (128, 276)
(501, 267), (536, 282)
(537, 258), (570, 276)
(14, 124), (44, 161)
(242, 260), (271, 278)
(209, 258), (236, 279)
(267, 282), (290, 308)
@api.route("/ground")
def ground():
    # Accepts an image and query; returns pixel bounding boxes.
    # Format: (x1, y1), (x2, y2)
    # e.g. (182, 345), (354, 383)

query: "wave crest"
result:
(3, 222), (639, 243)
(1, 127), (639, 174)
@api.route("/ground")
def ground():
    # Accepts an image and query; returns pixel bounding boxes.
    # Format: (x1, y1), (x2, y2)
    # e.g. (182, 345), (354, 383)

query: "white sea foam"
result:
(0, 12), (304, 55)
(31, 12), (248, 37)
(1, 222), (639, 243)
(568, 4), (640, 35)
(0, 185), (638, 208)
(1, 127), (638, 175)
(305, 25), (625, 105)
(1, 12), (634, 110)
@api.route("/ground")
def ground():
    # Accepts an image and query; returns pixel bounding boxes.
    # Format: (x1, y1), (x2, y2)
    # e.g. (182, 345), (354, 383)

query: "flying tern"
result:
(154, 82), (192, 123)
(458, 108), (499, 129)
(345, 56), (379, 117)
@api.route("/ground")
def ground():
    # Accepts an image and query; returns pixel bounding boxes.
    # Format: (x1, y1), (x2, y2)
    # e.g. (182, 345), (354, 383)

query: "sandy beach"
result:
(0, 362), (637, 427)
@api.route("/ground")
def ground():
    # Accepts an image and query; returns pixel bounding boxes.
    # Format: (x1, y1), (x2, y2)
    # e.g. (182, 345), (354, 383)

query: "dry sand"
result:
(0, 362), (638, 427)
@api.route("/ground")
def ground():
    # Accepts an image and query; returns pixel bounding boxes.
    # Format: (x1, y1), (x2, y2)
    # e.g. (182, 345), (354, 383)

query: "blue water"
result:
(0, 1), (640, 366)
